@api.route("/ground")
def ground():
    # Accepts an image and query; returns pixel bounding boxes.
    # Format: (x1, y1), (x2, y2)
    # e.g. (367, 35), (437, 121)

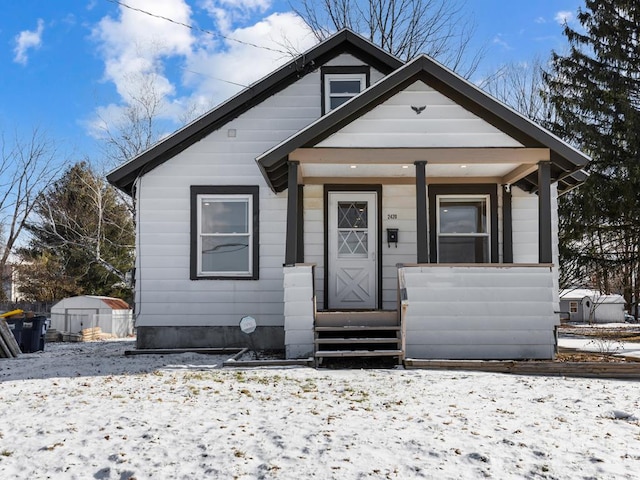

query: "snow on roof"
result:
(52, 295), (130, 311)
(559, 289), (625, 304)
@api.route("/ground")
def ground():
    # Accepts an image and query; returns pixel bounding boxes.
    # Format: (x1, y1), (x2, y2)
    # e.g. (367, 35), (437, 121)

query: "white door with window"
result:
(328, 192), (377, 309)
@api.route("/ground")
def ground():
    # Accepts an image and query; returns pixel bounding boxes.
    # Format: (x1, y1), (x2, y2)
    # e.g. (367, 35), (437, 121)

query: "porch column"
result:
(503, 184), (513, 263)
(285, 160), (299, 266)
(415, 161), (429, 263)
(538, 161), (552, 264)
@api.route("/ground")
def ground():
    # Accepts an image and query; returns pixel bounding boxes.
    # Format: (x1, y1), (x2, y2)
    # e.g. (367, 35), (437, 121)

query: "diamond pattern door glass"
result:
(338, 202), (368, 257)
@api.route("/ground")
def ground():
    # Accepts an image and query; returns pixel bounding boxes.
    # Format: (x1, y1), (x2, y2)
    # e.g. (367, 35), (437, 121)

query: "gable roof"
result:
(107, 29), (403, 194)
(257, 54), (590, 194)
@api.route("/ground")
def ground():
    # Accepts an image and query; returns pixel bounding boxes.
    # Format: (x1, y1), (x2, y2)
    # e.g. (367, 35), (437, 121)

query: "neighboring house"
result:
(559, 289), (625, 324)
(50, 295), (133, 337)
(108, 30), (590, 360)
(1, 262), (23, 303)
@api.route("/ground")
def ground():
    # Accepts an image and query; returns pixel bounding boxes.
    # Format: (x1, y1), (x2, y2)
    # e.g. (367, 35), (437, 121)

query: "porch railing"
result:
(397, 263), (557, 360)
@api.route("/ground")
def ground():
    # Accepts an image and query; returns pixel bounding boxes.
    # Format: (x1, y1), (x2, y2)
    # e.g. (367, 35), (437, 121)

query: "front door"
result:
(328, 192), (378, 309)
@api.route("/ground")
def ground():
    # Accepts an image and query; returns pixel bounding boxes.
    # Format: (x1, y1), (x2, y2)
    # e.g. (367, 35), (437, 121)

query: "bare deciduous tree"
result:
(97, 72), (165, 169)
(292, 0), (483, 76)
(0, 128), (60, 300)
(479, 56), (555, 124)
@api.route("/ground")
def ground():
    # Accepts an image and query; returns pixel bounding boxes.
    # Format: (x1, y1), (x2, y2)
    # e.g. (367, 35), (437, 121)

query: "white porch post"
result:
(283, 264), (315, 359)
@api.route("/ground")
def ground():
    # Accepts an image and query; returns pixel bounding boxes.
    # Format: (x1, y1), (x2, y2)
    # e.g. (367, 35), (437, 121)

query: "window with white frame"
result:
(323, 73), (367, 113)
(190, 186), (258, 279)
(437, 195), (490, 263)
(569, 301), (578, 313)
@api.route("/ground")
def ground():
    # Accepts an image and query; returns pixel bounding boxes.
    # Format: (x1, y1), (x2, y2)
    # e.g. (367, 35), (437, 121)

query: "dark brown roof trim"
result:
(519, 168), (588, 196)
(107, 29), (403, 194)
(257, 55), (591, 192)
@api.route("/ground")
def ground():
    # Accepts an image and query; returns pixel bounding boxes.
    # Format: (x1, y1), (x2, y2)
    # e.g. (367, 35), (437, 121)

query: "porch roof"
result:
(256, 55), (591, 194)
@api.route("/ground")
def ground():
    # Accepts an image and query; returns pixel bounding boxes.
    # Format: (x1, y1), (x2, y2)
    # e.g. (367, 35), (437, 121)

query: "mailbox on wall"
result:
(386, 228), (398, 248)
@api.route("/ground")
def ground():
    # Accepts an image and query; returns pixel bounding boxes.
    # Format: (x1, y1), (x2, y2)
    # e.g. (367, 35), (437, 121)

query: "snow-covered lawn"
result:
(558, 323), (640, 359)
(1, 340), (639, 480)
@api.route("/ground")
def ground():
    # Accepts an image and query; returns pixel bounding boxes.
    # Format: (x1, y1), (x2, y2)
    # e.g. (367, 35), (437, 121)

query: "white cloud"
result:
(89, 0), (316, 142)
(92, 0), (194, 100)
(554, 10), (574, 25)
(13, 19), (44, 65)
(491, 34), (512, 51)
(183, 12), (316, 110)
(534, 17), (546, 24)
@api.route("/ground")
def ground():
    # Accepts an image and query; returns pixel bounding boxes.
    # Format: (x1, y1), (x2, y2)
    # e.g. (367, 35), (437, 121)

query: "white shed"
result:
(50, 296), (133, 337)
(559, 289), (625, 323)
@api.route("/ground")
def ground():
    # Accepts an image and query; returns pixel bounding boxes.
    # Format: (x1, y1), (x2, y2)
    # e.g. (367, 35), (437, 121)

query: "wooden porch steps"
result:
(314, 349), (404, 358)
(314, 311), (403, 365)
(315, 326), (400, 332)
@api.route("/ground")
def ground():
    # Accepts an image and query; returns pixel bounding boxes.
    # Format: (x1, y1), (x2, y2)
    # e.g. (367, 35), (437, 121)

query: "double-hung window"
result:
(191, 186), (259, 279)
(321, 67), (369, 114)
(324, 73), (366, 112)
(437, 195), (490, 263)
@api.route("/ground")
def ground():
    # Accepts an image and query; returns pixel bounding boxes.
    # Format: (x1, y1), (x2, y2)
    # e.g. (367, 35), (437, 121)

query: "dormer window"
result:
(321, 66), (370, 114)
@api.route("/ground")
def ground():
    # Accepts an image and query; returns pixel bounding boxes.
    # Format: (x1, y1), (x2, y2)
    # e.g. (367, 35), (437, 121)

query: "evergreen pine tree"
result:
(544, 1), (640, 314)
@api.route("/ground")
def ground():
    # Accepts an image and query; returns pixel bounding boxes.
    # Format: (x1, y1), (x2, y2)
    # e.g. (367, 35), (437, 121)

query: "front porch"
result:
(283, 262), (557, 361)
(257, 54), (589, 361)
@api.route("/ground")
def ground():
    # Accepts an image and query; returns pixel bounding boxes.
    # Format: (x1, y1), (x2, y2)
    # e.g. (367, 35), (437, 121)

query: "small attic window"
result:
(321, 66), (370, 115)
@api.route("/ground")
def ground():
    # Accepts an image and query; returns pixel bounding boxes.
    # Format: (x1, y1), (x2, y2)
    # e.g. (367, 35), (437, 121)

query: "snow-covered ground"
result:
(1, 340), (640, 480)
(559, 323), (640, 359)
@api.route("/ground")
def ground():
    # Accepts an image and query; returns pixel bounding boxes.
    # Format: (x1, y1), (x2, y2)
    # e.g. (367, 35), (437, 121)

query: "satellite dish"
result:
(239, 316), (257, 334)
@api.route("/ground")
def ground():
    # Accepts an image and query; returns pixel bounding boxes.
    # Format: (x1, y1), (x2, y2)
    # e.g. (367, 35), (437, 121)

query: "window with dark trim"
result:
(321, 66), (370, 115)
(190, 186), (259, 280)
(437, 195), (490, 263)
(428, 185), (498, 264)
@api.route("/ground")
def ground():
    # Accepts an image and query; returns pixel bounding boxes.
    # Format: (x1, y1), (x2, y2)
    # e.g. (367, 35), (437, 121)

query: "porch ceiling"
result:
(291, 147), (549, 185)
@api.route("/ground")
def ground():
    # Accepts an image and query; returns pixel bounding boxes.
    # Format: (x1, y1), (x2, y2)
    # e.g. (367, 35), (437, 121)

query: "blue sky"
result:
(0, 0), (584, 165)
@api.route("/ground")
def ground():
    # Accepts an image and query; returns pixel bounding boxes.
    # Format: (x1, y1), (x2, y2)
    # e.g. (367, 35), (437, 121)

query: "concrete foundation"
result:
(136, 326), (284, 350)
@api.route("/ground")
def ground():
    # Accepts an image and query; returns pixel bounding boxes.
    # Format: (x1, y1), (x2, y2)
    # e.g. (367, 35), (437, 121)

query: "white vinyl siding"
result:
(134, 56), (384, 328)
(401, 264), (557, 359)
(317, 81), (524, 148)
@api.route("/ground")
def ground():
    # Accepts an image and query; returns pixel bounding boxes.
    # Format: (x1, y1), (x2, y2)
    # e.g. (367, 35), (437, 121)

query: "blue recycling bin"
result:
(5, 316), (46, 353)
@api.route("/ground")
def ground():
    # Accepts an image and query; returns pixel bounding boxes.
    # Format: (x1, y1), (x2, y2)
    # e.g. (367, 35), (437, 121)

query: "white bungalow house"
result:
(108, 30), (589, 361)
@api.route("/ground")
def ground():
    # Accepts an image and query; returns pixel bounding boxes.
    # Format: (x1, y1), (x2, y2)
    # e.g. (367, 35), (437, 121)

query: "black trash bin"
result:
(5, 319), (24, 351)
(6, 316), (46, 353)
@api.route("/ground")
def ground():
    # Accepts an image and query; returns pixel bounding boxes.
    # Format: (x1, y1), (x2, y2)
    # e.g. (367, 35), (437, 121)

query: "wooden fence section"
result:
(0, 318), (21, 358)
(404, 359), (640, 379)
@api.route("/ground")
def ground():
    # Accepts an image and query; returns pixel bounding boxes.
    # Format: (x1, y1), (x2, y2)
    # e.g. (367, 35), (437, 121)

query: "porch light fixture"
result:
(350, 165), (357, 169)
(460, 165), (467, 169)
(402, 165), (409, 169)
